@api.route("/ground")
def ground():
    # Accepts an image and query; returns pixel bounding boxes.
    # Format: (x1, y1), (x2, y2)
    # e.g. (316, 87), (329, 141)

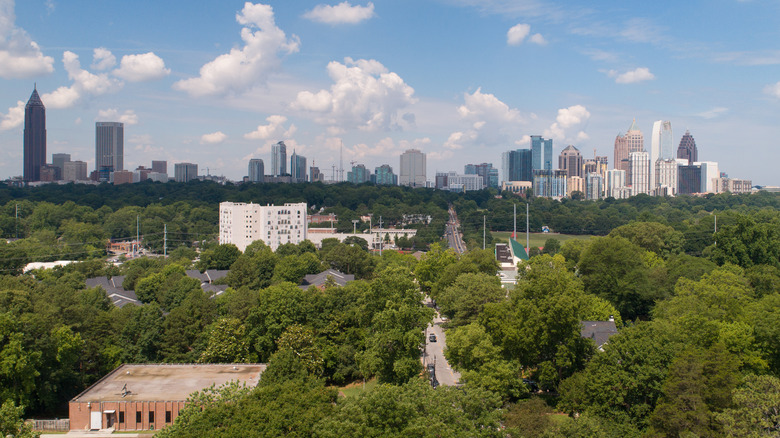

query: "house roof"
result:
(300, 268), (354, 289)
(580, 320), (618, 349)
(85, 276), (138, 308)
(71, 363), (265, 403)
(508, 238), (529, 261)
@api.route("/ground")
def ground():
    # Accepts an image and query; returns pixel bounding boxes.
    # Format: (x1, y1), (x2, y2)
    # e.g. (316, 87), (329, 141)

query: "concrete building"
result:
(63, 160), (88, 182)
(500, 180), (532, 195)
(272, 141), (287, 177)
(464, 163), (498, 188)
(399, 149), (426, 187)
(68, 364), (264, 432)
(649, 120), (674, 189)
(151, 160), (167, 175)
(95, 122), (124, 182)
(678, 164), (702, 195)
(112, 170), (133, 185)
(697, 161), (720, 194)
(435, 171), (484, 192)
(716, 178), (753, 194)
(567, 176), (584, 197)
(52, 153), (70, 180)
(23, 86), (47, 182)
(559, 145), (583, 178)
(501, 149), (533, 183)
(174, 162), (198, 183)
(585, 173), (603, 200)
(147, 172), (168, 183)
(248, 158), (264, 183)
(132, 166), (152, 183)
(605, 169), (628, 199)
(655, 159), (678, 195)
(614, 119), (644, 176)
(629, 151), (650, 195)
(219, 202), (308, 251)
(533, 170), (567, 199)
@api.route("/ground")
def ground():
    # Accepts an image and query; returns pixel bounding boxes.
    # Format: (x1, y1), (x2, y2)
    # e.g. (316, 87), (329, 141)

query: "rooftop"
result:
(71, 363), (265, 403)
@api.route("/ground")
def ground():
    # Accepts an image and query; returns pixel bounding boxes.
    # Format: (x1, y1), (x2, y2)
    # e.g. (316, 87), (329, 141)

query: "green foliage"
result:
(438, 273), (504, 327)
(504, 397), (554, 438)
(0, 400), (39, 438)
(716, 374), (780, 436)
(609, 221), (683, 258)
(198, 318), (249, 364)
(197, 243), (241, 271)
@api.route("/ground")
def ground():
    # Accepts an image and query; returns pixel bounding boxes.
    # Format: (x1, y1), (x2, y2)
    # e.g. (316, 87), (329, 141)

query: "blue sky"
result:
(1, 0), (779, 184)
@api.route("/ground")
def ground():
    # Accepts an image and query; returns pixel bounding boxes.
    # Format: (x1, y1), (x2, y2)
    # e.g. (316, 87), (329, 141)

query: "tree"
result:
(438, 273), (505, 327)
(716, 374), (780, 437)
(710, 215), (780, 268)
(504, 398), (554, 438)
(225, 248), (278, 290)
(542, 238), (561, 255)
(198, 318), (249, 364)
(0, 400), (39, 438)
(414, 243), (457, 293)
(197, 243), (241, 271)
(609, 222), (684, 258)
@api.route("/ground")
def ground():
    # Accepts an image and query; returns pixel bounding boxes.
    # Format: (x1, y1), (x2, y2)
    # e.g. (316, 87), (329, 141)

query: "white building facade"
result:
(219, 202), (308, 252)
(655, 159), (678, 195)
(629, 151), (650, 196)
(399, 149), (426, 188)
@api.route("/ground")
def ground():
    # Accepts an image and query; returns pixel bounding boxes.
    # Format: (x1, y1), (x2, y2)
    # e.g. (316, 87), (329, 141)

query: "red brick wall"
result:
(69, 400), (186, 431)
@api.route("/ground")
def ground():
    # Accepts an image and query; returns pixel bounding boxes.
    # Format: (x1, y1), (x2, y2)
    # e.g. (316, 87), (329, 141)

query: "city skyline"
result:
(1, 1), (779, 184)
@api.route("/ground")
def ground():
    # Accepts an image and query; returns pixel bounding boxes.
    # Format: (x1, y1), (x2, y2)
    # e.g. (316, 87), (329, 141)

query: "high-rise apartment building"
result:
(585, 173), (603, 200)
(23, 86), (46, 182)
(272, 141), (287, 176)
(533, 170), (567, 199)
(373, 164), (397, 185)
(151, 160), (167, 175)
(219, 202), (307, 251)
(63, 161), (87, 182)
(501, 149), (533, 182)
(95, 122), (124, 182)
(248, 158), (264, 183)
(567, 176), (584, 197)
(655, 159), (678, 195)
(558, 145), (583, 178)
(435, 172), (484, 192)
(650, 120), (674, 190)
(347, 164), (371, 184)
(605, 169), (628, 199)
(629, 151), (650, 196)
(677, 130), (698, 165)
(464, 163), (498, 189)
(174, 162), (198, 182)
(678, 165), (702, 195)
(614, 119), (644, 177)
(697, 161), (720, 194)
(290, 151), (307, 183)
(399, 149), (426, 187)
(310, 165), (323, 183)
(531, 136), (553, 171)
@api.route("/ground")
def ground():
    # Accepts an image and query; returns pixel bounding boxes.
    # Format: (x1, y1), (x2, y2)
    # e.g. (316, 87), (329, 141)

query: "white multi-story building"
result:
(585, 173), (603, 200)
(219, 202), (307, 252)
(399, 149), (426, 187)
(605, 169), (626, 199)
(629, 151), (650, 196)
(696, 161), (720, 194)
(655, 159), (678, 195)
(63, 160), (87, 181)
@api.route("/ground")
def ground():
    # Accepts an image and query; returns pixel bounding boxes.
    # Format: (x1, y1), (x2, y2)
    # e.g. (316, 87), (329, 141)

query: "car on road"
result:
(426, 363), (435, 379)
(429, 333), (437, 342)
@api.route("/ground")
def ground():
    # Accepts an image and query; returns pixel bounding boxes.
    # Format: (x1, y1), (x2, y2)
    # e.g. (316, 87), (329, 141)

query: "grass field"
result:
(337, 379), (378, 398)
(491, 231), (592, 249)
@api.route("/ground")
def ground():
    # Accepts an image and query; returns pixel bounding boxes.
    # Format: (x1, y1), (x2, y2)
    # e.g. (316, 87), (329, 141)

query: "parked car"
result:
(429, 333), (437, 342)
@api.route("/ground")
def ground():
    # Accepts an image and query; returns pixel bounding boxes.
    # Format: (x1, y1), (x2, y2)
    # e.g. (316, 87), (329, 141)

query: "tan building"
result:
(112, 170), (133, 185)
(68, 363), (264, 432)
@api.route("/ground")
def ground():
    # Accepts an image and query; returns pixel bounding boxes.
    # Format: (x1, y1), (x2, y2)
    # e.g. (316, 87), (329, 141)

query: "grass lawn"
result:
(337, 379), (378, 398)
(491, 231), (592, 249)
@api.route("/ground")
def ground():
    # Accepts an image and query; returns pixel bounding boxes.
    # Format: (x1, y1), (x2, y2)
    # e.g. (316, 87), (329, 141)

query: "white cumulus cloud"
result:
(293, 57), (417, 131)
(42, 51), (123, 109)
(174, 2), (300, 97)
(529, 33), (547, 45)
(507, 23), (530, 45)
(244, 115), (295, 140)
(97, 108), (138, 125)
(0, 99), (24, 130)
(0, 0), (55, 79)
(544, 104), (590, 142)
(201, 131), (227, 144)
(91, 47), (116, 70)
(113, 52), (170, 81)
(445, 88), (526, 150)
(303, 2), (375, 24)
(607, 67), (655, 84)
(764, 81), (780, 98)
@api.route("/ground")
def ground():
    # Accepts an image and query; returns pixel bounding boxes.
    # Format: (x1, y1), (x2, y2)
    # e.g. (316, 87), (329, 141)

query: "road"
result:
(422, 303), (461, 387)
(446, 206), (466, 254)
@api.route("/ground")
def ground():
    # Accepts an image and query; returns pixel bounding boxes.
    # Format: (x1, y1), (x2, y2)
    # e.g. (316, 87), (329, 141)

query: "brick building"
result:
(69, 363), (265, 431)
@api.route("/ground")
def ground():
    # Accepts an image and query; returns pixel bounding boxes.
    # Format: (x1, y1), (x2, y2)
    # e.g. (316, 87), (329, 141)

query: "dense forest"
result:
(0, 181), (779, 436)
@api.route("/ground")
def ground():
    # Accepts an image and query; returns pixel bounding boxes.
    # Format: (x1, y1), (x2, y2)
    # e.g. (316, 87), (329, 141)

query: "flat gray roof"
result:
(71, 363), (265, 402)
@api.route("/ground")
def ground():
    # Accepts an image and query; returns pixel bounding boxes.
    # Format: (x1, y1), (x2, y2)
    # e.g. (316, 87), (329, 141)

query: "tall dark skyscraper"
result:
(23, 86), (46, 182)
(677, 130), (698, 165)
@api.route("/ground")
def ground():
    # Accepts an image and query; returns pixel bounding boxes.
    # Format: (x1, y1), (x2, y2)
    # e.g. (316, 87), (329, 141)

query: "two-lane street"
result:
(446, 206), (466, 254)
(422, 304), (461, 387)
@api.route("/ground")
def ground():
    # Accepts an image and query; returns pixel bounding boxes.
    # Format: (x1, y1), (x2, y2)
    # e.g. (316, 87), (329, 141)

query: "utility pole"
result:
(136, 215), (140, 257)
(352, 219), (359, 235)
(15, 204), (18, 239)
(164, 224), (167, 257)
(526, 203), (530, 253)
(378, 216), (383, 256)
(483, 215), (486, 250)
(513, 203), (516, 240)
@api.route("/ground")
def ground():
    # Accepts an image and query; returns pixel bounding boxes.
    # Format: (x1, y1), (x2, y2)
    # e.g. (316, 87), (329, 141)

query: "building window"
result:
(166, 411), (172, 423)
(119, 412), (125, 423)
(136, 411), (142, 424)
(149, 411), (155, 424)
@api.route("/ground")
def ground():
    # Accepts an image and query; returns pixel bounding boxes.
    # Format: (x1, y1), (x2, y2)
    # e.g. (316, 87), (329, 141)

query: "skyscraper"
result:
(677, 130), (698, 165)
(272, 141), (287, 176)
(347, 164), (371, 184)
(464, 162), (498, 188)
(558, 145), (583, 178)
(152, 160), (167, 175)
(501, 149), (532, 182)
(399, 149), (426, 187)
(23, 86), (46, 182)
(655, 159), (678, 195)
(531, 135), (552, 171)
(52, 153), (70, 180)
(290, 151), (307, 183)
(95, 122), (124, 182)
(174, 162), (198, 182)
(629, 151), (650, 196)
(650, 120), (673, 189)
(248, 158), (264, 182)
(373, 164), (397, 185)
(614, 119), (644, 176)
